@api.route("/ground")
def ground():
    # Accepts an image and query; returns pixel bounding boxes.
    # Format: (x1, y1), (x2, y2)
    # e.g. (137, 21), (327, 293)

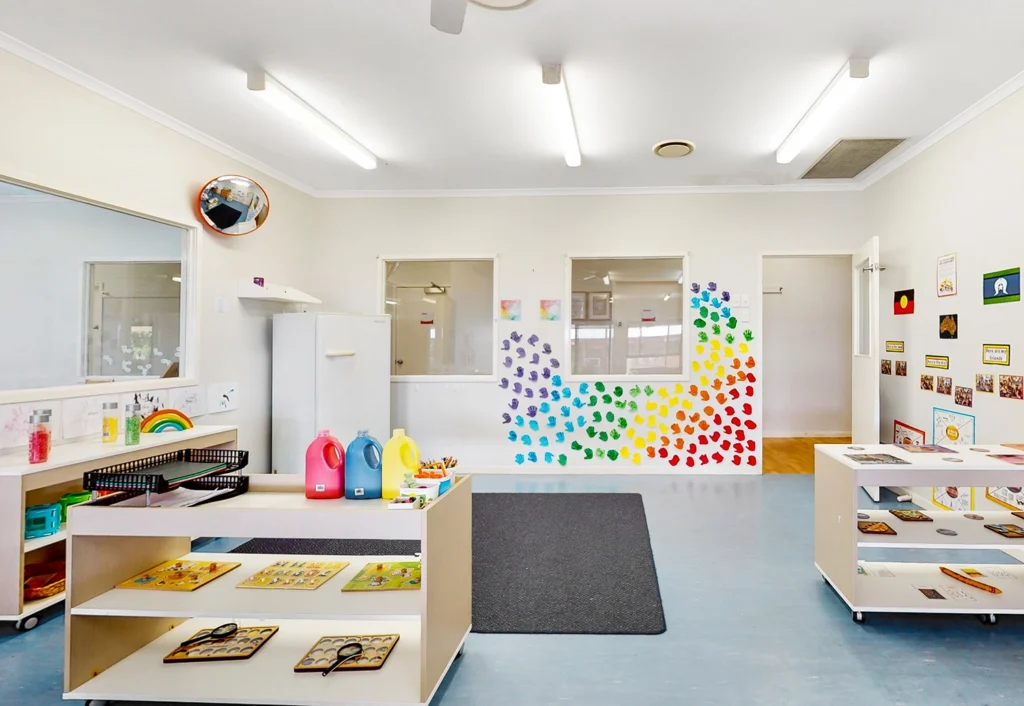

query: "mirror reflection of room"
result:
(0, 180), (187, 391)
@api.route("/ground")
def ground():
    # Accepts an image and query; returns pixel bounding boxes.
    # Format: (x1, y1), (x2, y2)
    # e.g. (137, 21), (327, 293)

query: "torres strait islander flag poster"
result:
(894, 289), (915, 315)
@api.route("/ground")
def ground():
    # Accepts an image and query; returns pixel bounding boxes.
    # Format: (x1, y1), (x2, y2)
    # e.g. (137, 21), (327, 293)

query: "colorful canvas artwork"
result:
(500, 299), (522, 321)
(539, 299), (561, 321)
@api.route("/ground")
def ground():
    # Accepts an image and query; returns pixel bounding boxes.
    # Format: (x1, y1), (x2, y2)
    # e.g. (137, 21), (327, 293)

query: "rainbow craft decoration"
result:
(141, 409), (194, 433)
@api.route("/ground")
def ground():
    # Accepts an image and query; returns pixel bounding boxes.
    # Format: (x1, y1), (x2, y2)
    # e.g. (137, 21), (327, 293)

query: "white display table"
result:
(0, 425), (238, 630)
(814, 443), (1024, 624)
(62, 473), (472, 706)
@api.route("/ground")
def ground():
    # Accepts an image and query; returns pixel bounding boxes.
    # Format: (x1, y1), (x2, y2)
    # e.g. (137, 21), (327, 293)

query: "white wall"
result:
(0, 49), (319, 472)
(867, 84), (1024, 509)
(313, 193), (868, 471)
(762, 256), (852, 437)
(0, 198), (181, 390)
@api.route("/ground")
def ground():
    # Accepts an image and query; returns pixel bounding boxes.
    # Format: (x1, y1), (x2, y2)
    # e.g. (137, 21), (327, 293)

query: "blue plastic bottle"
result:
(345, 430), (384, 500)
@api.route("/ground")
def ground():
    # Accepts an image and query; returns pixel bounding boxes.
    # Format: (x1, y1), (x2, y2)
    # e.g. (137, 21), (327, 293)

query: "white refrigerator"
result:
(272, 313), (391, 475)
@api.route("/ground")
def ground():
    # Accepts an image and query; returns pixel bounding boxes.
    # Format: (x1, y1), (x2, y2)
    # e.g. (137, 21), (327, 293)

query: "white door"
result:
(851, 237), (882, 501)
(316, 314), (393, 447)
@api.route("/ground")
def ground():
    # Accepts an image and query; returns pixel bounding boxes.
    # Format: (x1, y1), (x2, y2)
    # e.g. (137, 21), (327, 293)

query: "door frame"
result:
(757, 249), (860, 447)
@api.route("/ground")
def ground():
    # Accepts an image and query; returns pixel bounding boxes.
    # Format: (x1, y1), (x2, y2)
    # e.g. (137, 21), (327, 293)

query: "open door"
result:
(852, 237), (882, 501)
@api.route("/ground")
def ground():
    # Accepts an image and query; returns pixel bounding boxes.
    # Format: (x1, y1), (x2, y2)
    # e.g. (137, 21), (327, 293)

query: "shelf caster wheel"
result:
(852, 611), (865, 624)
(456, 645), (465, 658)
(86, 701), (109, 706)
(979, 613), (998, 625)
(14, 616), (39, 631)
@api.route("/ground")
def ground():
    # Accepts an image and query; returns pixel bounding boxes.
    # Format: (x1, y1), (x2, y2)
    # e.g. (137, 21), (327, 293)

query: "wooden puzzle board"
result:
(163, 626), (278, 663)
(293, 634), (400, 672)
(116, 559), (240, 592)
(341, 562), (421, 592)
(236, 560), (350, 590)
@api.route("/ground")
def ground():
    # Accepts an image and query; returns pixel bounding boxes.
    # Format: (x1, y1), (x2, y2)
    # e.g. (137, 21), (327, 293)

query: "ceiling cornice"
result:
(3, 31), (1023, 200)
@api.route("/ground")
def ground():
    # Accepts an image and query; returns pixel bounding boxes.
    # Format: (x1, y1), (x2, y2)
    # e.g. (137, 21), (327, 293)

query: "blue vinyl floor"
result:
(3, 474), (1023, 705)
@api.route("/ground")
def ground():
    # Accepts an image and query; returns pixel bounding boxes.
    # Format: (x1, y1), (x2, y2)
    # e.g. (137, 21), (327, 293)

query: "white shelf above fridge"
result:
(237, 278), (321, 304)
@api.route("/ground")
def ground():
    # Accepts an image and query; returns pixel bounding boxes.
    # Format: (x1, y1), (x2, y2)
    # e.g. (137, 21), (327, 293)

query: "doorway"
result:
(761, 255), (854, 473)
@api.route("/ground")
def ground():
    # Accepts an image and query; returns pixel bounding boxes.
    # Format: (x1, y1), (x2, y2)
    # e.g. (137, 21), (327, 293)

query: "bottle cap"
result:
(33, 408), (52, 416)
(393, 428), (405, 437)
(102, 402), (119, 410)
(125, 404), (141, 412)
(357, 429), (368, 437)
(29, 413), (50, 424)
(316, 429), (331, 438)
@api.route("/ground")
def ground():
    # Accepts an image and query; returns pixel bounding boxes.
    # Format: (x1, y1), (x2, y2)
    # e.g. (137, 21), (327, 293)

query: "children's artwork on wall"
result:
(936, 253), (957, 297)
(894, 420), (926, 446)
(894, 289), (915, 315)
(881, 360), (892, 375)
(999, 374), (1024, 400)
(932, 486), (973, 512)
(570, 292), (586, 320)
(207, 382), (238, 414)
(933, 407), (975, 445)
(954, 386), (973, 408)
(983, 267), (1020, 305)
(500, 300), (521, 321)
(539, 299), (561, 321)
(62, 395), (116, 440)
(936, 376), (952, 395)
(925, 355), (949, 370)
(920, 375), (935, 391)
(0, 400), (63, 450)
(895, 361), (907, 377)
(169, 386), (207, 418)
(976, 374), (995, 393)
(986, 486), (1024, 511)
(938, 314), (958, 339)
(982, 344), (1010, 366)
(121, 390), (166, 418)
(498, 280), (758, 468)
(885, 341), (905, 353)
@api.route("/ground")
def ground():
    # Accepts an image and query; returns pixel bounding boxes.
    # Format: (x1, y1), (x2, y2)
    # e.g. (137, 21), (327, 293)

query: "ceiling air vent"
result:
(801, 139), (906, 179)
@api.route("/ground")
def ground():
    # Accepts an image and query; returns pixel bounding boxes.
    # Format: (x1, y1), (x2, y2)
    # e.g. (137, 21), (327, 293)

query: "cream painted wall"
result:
(0, 49), (319, 472)
(867, 84), (1024, 510)
(313, 193), (869, 471)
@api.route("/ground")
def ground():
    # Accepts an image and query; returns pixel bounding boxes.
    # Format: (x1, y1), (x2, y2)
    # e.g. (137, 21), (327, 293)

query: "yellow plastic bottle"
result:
(382, 428), (421, 500)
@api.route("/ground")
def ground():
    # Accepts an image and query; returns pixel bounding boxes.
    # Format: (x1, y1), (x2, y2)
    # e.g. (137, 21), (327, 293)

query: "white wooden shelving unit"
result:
(815, 443), (1024, 624)
(63, 473), (472, 706)
(0, 425), (238, 630)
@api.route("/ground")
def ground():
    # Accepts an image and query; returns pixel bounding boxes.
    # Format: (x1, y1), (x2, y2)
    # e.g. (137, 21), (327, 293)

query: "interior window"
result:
(384, 259), (494, 376)
(570, 257), (686, 376)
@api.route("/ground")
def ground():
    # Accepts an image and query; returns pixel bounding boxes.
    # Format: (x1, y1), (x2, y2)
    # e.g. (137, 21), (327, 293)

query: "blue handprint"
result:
(539, 436), (549, 447)
(539, 402), (551, 413)
(515, 415), (524, 427)
(551, 389), (561, 401)
(544, 451), (554, 463)
(555, 432), (565, 443)
(546, 416), (556, 428)
(576, 415), (586, 427)
(691, 297), (701, 309)
(552, 374), (563, 387)
(515, 454), (525, 465)
(508, 430), (517, 441)
(522, 435), (533, 446)
(528, 420), (539, 431)
(579, 383), (590, 395)
(701, 290), (710, 302)
(527, 451), (538, 463)
(565, 421), (575, 433)
(572, 397), (584, 408)
(561, 405), (571, 417)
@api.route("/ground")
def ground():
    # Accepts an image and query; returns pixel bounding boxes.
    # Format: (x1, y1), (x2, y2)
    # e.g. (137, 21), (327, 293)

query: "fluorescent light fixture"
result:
(663, 294), (671, 302)
(385, 299), (399, 306)
(422, 297), (437, 304)
(171, 276), (182, 283)
(542, 64), (581, 167)
(581, 274), (596, 281)
(602, 275), (610, 285)
(247, 70), (378, 170)
(229, 178), (251, 187)
(776, 58), (869, 165)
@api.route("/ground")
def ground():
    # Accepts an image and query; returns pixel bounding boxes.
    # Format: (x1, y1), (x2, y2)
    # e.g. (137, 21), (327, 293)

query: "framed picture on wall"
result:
(571, 292), (587, 321)
(588, 292), (612, 321)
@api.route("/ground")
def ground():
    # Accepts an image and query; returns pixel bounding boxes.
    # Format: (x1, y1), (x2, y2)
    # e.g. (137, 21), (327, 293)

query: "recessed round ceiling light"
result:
(653, 140), (695, 159)
(470, 0), (534, 8)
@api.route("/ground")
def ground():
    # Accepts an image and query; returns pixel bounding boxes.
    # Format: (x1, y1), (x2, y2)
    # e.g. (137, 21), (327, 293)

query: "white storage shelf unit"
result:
(814, 443), (1024, 623)
(0, 425), (238, 628)
(63, 473), (472, 706)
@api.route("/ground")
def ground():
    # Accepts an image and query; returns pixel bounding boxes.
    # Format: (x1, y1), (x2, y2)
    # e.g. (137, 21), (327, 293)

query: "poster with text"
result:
(894, 420), (926, 446)
(931, 407), (975, 511)
(937, 253), (957, 297)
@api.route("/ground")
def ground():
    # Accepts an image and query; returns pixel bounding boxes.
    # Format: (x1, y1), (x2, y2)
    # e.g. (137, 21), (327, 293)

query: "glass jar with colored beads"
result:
(102, 401), (119, 443)
(28, 412), (51, 464)
(124, 404), (142, 446)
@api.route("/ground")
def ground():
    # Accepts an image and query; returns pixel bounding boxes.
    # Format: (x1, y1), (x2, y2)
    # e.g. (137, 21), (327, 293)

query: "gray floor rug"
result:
(230, 492), (665, 635)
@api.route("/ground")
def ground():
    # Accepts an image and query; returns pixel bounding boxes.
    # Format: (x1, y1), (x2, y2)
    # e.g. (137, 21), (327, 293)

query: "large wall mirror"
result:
(0, 179), (191, 392)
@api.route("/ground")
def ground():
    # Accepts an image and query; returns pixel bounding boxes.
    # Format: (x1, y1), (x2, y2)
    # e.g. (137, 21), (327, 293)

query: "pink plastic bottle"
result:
(305, 429), (345, 499)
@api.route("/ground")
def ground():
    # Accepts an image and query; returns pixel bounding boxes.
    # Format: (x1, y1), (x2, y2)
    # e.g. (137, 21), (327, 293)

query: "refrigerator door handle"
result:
(325, 350), (357, 357)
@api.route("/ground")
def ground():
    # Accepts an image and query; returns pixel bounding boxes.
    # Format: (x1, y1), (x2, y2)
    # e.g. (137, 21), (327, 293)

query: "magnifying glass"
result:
(322, 642), (363, 676)
(179, 622), (239, 648)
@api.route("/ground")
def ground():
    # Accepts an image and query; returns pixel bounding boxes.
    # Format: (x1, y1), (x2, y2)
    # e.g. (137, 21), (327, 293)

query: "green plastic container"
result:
(59, 490), (92, 523)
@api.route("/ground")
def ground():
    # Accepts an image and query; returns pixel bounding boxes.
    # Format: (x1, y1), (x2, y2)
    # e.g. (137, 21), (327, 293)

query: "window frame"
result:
(377, 254), (500, 382)
(563, 253), (691, 383)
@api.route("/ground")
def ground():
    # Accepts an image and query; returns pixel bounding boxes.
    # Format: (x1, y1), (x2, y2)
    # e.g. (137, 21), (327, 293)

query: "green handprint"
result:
(617, 417), (628, 428)
(571, 440), (583, 451)
(725, 333), (735, 344)
(610, 429), (621, 440)
(694, 319), (707, 328)
(710, 312), (720, 322)
(628, 401), (638, 412)
(726, 317), (738, 329)
(596, 448), (605, 458)
(698, 331), (709, 343)
(712, 324), (721, 335)
(558, 454), (568, 466)
(607, 449), (620, 461)
(589, 395), (598, 406)
(614, 400), (626, 409)
(583, 448), (594, 460)
(592, 411), (603, 423)
(699, 306), (709, 319)
(644, 385), (654, 396)
(602, 394), (612, 404)
(613, 385), (623, 397)
(743, 329), (754, 342)
(630, 385), (641, 397)
(586, 426), (597, 438)
(598, 431), (609, 442)
(595, 382), (606, 392)
(605, 411), (615, 422)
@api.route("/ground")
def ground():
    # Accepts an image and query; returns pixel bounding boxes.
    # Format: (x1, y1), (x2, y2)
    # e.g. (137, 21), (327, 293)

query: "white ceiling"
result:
(3, 0), (1024, 195)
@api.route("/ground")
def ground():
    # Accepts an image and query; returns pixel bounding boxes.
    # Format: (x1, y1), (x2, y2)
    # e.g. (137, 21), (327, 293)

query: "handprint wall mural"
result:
(499, 281), (758, 468)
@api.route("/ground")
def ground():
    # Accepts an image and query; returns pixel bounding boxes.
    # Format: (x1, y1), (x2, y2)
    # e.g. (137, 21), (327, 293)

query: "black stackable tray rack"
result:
(83, 448), (249, 496)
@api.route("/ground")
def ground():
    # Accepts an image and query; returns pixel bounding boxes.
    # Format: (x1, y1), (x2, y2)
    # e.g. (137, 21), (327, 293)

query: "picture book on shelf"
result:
(341, 562), (421, 592)
(845, 453), (910, 465)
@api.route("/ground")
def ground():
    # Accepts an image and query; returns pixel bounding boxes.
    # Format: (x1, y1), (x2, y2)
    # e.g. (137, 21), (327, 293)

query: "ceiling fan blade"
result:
(431, 0), (468, 34)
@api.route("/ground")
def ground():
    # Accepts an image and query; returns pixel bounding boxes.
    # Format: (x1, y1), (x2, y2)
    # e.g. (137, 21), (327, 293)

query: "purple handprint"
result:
(529, 370), (539, 382)
(530, 353), (540, 365)
(508, 399), (519, 410)
(539, 388), (549, 399)
(690, 283), (701, 294)
(501, 339), (510, 351)
(515, 366), (525, 378)
(503, 356), (512, 368)
(542, 343), (552, 354)
(722, 291), (731, 303)
(499, 377), (509, 389)
(542, 368), (551, 379)
(526, 405), (538, 418)
(707, 281), (717, 292)
(516, 347), (526, 358)
(524, 388), (535, 398)
(527, 334), (539, 346)
(510, 331), (522, 343)
(513, 382), (523, 394)
(550, 358), (560, 368)
(502, 413), (511, 424)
